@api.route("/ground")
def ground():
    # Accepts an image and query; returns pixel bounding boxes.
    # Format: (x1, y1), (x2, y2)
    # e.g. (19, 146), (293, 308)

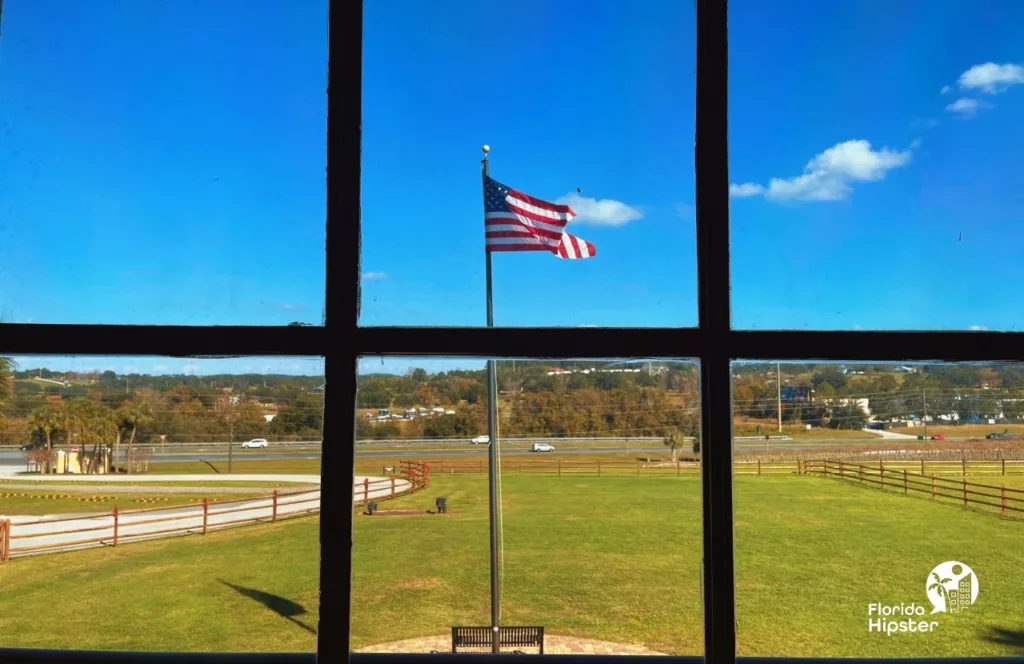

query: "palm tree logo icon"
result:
(926, 562), (978, 614)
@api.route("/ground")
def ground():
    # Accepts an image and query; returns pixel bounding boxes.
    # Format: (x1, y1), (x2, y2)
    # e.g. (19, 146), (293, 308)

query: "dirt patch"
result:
(363, 509), (450, 517)
(393, 577), (443, 590)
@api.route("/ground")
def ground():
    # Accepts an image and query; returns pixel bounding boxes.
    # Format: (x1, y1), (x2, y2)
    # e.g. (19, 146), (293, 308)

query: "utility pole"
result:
(777, 362), (783, 433)
(923, 389), (928, 439)
(228, 407), (234, 474)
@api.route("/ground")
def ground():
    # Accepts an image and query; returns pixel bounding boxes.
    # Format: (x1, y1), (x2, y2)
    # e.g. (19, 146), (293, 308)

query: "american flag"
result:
(484, 176), (596, 259)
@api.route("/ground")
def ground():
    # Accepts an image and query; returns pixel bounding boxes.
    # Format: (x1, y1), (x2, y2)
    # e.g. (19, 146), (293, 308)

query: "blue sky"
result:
(362, 0), (1024, 330)
(0, 0), (327, 325)
(2, 1), (1023, 334)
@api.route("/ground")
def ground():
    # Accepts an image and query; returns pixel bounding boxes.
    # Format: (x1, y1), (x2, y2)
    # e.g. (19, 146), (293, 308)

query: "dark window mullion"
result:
(327, 0), (363, 657)
(696, 0), (735, 662)
(0, 324), (324, 357)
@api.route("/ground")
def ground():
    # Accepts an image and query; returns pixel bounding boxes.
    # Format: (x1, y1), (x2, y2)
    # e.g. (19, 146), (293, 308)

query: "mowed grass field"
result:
(0, 516), (320, 651)
(352, 473), (1024, 657)
(148, 458), (321, 475)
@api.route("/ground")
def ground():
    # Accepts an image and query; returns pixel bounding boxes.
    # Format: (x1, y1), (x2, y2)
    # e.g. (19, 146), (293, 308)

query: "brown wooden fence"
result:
(805, 459), (1024, 518)
(1, 488), (320, 562)
(425, 457), (1024, 477)
(352, 460), (430, 506)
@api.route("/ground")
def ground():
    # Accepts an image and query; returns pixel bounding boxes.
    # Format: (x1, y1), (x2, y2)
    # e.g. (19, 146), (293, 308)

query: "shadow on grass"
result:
(987, 627), (1024, 654)
(219, 579), (317, 635)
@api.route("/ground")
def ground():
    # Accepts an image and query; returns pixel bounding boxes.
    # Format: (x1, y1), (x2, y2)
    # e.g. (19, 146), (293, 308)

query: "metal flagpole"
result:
(482, 144), (501, 654)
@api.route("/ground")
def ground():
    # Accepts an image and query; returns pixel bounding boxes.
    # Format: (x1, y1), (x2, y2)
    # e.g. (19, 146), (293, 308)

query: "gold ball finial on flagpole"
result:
(482, 144), (490, 154)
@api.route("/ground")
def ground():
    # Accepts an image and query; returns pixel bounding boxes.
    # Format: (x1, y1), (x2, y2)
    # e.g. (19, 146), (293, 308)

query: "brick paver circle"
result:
(356, 634), (666, 655)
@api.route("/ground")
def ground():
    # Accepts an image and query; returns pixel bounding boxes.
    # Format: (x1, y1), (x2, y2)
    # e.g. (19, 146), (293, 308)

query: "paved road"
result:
(0, 472), (410, 559)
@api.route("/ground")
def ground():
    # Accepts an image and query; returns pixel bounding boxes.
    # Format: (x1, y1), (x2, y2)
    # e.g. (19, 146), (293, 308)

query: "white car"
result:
(471, 435), (490, 445)
(531, 442), (555, 452)
(241, 439), (268, 449)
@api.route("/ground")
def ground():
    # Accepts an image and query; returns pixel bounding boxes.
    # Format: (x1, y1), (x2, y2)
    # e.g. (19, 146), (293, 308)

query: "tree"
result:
(664, 430), (686, 462)
(28, 404), (61, 473)
(813, 367), (847, 392)
(0, 357), (14, 418)
(119, 401), (154, 474)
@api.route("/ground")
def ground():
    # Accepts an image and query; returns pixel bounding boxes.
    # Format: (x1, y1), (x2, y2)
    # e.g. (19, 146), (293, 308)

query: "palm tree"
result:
(121, 401), (154, 475)
(0, 357), (15, 419)
(928, 572), (952, 606)
(28, 404), (61, 473)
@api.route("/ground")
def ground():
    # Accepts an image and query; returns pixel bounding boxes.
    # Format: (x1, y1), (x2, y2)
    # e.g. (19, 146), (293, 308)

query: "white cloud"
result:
(674, 202), (695, 220)
(730, 140), (913, 203)
(277, 303), (304, 311)
(945, 97), (989, 118)
(957, 62), (1024, 93)
(968, 325), (988, 331)
(362, 271), (387, 280)
(940, 85), (952, 95)
(182, 363), (201, 375)
(729, 183), (765, 198)
(556, 193), (642, 226)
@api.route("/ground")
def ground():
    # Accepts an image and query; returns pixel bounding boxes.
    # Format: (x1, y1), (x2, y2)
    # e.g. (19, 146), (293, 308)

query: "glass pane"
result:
(352, 357), (703, 654)
(0, 354), (323, 652)
(361, 1), (698, 327)
(730, 1), (1024, 330)
(733, 360), (1023, 657)
(0, 1), (326, 325)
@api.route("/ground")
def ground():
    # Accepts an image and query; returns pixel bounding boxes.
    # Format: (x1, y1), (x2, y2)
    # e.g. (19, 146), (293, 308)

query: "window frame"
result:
(2, 1), (1023, 663)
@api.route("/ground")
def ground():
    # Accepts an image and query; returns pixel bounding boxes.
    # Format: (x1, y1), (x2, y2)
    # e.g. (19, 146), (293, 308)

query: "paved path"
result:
(862, 427), (920, 440)
(0, 472), (412, 559)
(356, 634), (665, 655)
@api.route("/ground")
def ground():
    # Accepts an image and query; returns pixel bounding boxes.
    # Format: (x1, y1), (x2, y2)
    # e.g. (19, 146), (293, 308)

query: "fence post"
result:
(363, 477), (370, 503)
(839, 460), (844, 478)
(824, 461), (829, 477)
(677, 460), (680, 477)
(963, 477), (968, 507)
(1002, 458), (1006, 476)
(272, 490), (278, 523)
(758, 459), (761, 476)
(1, 519), (7, 562)
(390, 476), (396, 497)
(962, 458), (967, 477)
(202, 498), (209, 534)
(931, 474), (936, 500)
(1002, 485), (1007, 515)
(557, 459), (561, 477)
(859, 465), (863, 484)
(112, 506), (119, 547)
(903, 470), (908, 495)
(921, 459), (925, 475)
(797, 460), (802, 476)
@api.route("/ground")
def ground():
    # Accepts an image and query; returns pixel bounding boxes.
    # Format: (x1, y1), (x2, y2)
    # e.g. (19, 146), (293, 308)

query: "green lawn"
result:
(0, 516), (320, 651)
(0, 490), (271, 515)
(148, 459), (321, 475)
(3, 470), (1020, 656)
(353, 474), (1024, 656)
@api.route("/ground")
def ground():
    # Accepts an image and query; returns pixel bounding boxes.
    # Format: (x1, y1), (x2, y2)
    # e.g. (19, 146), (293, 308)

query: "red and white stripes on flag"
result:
(484, 176), (596, 260)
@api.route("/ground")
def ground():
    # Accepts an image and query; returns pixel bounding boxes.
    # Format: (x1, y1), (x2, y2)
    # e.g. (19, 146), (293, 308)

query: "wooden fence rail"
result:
(1, 488), (320, 562)
(352, 460), (430, 506)
(806, 459), (1024, 518)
